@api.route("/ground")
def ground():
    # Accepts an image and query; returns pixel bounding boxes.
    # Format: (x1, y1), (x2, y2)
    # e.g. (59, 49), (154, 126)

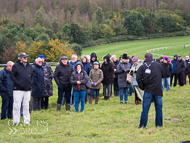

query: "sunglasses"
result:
(23, 57), (27, 59)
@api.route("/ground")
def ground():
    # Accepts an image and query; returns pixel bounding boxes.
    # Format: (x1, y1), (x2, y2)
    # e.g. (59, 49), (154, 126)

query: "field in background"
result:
(82, 36), (190, 60)
(0, 36), (190, 142)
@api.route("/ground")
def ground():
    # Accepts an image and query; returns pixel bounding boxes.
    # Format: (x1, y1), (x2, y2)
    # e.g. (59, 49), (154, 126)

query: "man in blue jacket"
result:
(32, 58), (44, 111)
(0, 61), (14, 120)
(171, 55), (178, 87)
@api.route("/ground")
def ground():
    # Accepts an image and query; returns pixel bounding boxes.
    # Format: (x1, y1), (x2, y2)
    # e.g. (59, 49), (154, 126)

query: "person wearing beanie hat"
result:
(171, 55), (178, 86)
(176, 55), (186, 86)
(38, 55), (54, 110)
(137, 53), (164, 128)
(89, 61), (103, 104)
(161, 57), (172, 91)
(101, 55), (114, 100)
(54, 56), (74, 111)
(116, 54), (131, 104)
(130, 56), (143, 105)
(39, 55), (45, 59)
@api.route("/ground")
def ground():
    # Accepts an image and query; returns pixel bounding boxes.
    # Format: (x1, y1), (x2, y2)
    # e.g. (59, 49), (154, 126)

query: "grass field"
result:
(0, 36), (190, 142)
(82, 36), (190, 60)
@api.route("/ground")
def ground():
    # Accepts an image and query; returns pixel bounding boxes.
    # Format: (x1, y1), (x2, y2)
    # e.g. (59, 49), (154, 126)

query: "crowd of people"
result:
(0, 51), (189, 128)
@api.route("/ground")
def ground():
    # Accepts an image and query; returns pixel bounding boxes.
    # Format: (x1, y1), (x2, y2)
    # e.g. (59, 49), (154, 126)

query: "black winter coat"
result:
(0, 67), (13, 97)
(161, 62), (172, 78)
(11, 60), (33, 91)
(136, 58), (164, 96)
(54, 61), (74, 86)
(31, 63), (44, 98)
(176, 59), (186, 74)
(70, 62), (88, 92)
(101, 60), (114, 85)
(42, 62), (53, 97)
(184, 60), (190, 73)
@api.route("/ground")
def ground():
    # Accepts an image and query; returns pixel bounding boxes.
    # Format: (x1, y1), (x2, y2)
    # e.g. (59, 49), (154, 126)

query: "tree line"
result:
(0, 3), (190, 63)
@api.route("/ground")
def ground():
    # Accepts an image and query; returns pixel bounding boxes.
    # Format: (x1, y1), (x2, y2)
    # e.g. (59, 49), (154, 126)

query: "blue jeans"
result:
(129, 84), (133, 96)
(1, 96), (13, 119)
(70, 87), (74, 108)
(162, 77), (170, 91)
(114, 78), (119, 95)
(139, 92), (163, 128)
(90, 89), (100, 97)
(119, 88), (128, 103)
(74, 91), (86, 112)
(57, 84), (72, 104)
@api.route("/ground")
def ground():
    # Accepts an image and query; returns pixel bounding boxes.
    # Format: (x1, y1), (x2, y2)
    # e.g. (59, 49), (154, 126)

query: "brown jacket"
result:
(89, 69), (104, 89)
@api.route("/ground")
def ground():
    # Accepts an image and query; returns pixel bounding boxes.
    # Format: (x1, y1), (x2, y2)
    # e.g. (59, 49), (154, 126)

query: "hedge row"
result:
(80, 31), (190, 48)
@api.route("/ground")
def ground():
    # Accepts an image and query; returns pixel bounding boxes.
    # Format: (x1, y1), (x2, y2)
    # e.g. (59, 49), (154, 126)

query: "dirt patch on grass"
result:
(165, 118), (180, 123)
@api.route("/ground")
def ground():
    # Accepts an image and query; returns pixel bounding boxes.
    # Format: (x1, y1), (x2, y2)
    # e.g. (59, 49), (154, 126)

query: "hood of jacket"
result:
(103, 55), (111, 64)
(75, 62), (83, 71)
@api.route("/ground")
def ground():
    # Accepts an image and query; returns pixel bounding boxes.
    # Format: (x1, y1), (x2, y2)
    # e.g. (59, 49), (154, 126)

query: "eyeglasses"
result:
(23, 57), (27, 59)
(39, 61), (43, 63)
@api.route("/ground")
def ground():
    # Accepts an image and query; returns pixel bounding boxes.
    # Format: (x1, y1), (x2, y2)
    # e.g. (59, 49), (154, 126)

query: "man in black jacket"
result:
(54, 56), (74, 111)
(184, 56), (190, 85)
(137, 53), (164, 128)
(31, 58), (44, 111)
(176, 55), (186, 86)
(0, 61), (14, 120)
(11, 53), (33, 125)
(162, 58), (172, 91)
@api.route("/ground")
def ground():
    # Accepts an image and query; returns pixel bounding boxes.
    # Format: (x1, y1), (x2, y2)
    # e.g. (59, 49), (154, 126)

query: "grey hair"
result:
(35, 57), (41, 62)
(7, 61), (14, 66)
(72, 54), (78, 58)
(111, 55), (117, 59)
(86, 55), (91, 60)
(186, 56), (189, 58)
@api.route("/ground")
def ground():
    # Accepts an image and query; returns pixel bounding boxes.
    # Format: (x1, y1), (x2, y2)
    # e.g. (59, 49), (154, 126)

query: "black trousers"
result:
(41, 97), (49, 109)
(177, 73), (184, 86)
(33, 97), (42, 111)
(170, 73), (177, 86)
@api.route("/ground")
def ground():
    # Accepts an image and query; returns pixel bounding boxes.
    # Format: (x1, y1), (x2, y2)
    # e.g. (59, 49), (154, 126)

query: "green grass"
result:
(0, 82), (190, 142)
(82, 36), (190, 60)
(1, 36), (190, 142)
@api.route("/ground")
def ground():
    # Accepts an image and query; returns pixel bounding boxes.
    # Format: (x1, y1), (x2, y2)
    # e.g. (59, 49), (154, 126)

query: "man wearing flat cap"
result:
(11, 52), (33, 125)
(54, 56), (74, 111)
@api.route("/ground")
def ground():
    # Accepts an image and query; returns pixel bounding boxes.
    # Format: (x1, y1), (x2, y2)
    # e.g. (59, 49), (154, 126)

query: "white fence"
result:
(184, 44), (190, 48)
(147, 47), (173, 59)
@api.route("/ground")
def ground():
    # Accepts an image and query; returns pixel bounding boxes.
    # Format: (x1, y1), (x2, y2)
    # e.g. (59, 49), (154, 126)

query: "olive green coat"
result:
(89, 69), (104, 89)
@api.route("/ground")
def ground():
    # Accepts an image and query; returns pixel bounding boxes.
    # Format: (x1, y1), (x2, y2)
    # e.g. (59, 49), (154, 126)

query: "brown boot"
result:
(138, 101), (141, 105)
(57, 104), (61, 111)
(89, 96), (93, 104)
(95, 96), (99, 104)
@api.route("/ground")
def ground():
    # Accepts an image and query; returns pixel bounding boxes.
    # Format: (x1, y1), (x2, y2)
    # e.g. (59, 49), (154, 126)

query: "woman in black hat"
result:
(116, 54), (131, 104)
